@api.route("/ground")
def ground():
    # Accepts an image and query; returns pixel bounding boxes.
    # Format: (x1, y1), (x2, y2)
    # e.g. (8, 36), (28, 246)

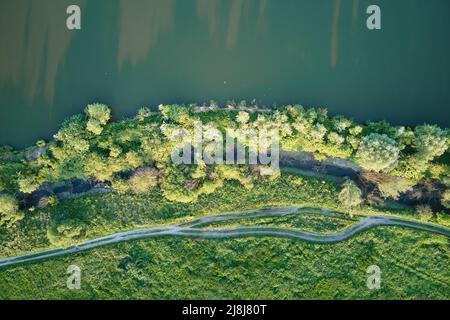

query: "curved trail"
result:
(1, 206), (449, 269)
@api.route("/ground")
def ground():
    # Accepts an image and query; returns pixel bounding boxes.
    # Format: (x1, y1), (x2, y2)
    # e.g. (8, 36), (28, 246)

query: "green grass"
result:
(201, 213), (357, 234)
(0, 170), (434, 259)
(0, 227), (448, 299)
(0, 173), (346, 258)
(1, 171), (447, 300)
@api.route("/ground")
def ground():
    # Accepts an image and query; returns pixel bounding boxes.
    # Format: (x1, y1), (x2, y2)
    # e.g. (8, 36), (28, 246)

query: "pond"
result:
(1, 0), (449, 148)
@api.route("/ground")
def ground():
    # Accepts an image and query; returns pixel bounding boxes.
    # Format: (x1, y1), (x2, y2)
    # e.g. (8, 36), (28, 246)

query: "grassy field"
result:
(2, 170), (437, 259)
(201, 213), (357, 234)
(0, 226), (448, 299)
(0, 173), (347, 258)
(0, 172), (448, 300)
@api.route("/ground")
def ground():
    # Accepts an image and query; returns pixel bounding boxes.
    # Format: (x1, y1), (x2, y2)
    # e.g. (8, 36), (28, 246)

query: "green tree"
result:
(378, 177), (413, 200)
(236, 111), (250, 124)
(17, 174), (40, 194)
(416, 205), (433, 221)
(54, 114), (86, 144)
(86, 118), (104, 135)
(332, 115), (352, 133)
(442, 190), (450, 209)
(85, 103), (111, 125)
(217, 165), (254, 190)
(85, 153), (114, 181)
(355, 133), (400, 172)
(136, 107), (152, 121)
(53, 114), (90, 159)
(0, 194), (22, 223)
(128, 168), (159, 194)
(159, 104), (193, 126)
(162, 165), (199, 203)
(85, 103), (111, 135)
(414, 125), (449, 160)
(338, 180), (363, 209)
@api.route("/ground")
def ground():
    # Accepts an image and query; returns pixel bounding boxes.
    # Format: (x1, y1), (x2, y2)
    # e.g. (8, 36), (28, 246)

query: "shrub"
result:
(0, 146), (14, 158)
(217, 165), (254, 190)
(327, 132), (345, 145)
(125, 151), (144, 170)
(416, 205), (433, 221)
(0, 194), (22, 223)
(55, 219), (84, 241)
(442, 190), (450, 209)
(85, 153), (113, 181)
(236, 111), (250, 124)
(128, 168), (159, 194)
(17, 173), (40, 194)
(36, 140), (46, 148)
(338, 180), (363, 209)
(414, 125), (448, 160)
(86, 118), (103, 135)
(289, 176), (304, 186)
(109, 145), (122, 158)
(197, 180), (223, 195)
(111, 178), (130, 194)
(159, 104), (193, 125)
(47, 195), (59, 206)
(54, 114), (86, 144)
(391, 155), (429, 182)
(377, 177), (413, 200)
(85, 103), (111, 125)
(85, 104), (111, 135)
(136, 107), (152, 121)
(309, 124), (327, 142)
(332, 116), (352, 133)
(355, 133), (400, 172)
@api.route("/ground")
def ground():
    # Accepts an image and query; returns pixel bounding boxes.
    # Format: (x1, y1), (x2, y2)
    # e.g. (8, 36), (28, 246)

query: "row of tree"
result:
(1, 102), (449, 223)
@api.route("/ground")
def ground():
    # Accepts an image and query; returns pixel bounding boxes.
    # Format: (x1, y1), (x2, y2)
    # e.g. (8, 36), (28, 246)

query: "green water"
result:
(1, 0), (449, 148)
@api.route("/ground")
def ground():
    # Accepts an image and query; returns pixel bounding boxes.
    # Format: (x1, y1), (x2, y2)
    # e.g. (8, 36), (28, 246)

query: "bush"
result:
(85, 103), (111, 125)
(289, 176), (304, 186)
(111, 178), (130, 194)
(414, 125), (448, 160)
(36, 140), (46, 148)
(416, 205), (433, 221)
(391, 156), (427, 182)
(53, 219), (84, 243)
(136, 107), (152, 121)
(54, 115), (86, 144)
(377, 177), (413, 200)
(17, 173), (40, 194)
(217, 165), (254, 190)
(85, 104), (111, 135)
(236, 111), (250, 124)
(355, 133), (400, 172)
(125, 151), (144, 170)
(86, 118), (104, 135)
(85, 153), (114, 181)
(0, 194), (22, 223)
(48, 195), (59, 206)
(338, 180), (363, 209)
(128, 168), (159, 194)
(442, 190), (450, 209)
(159, 104), (193, 125)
